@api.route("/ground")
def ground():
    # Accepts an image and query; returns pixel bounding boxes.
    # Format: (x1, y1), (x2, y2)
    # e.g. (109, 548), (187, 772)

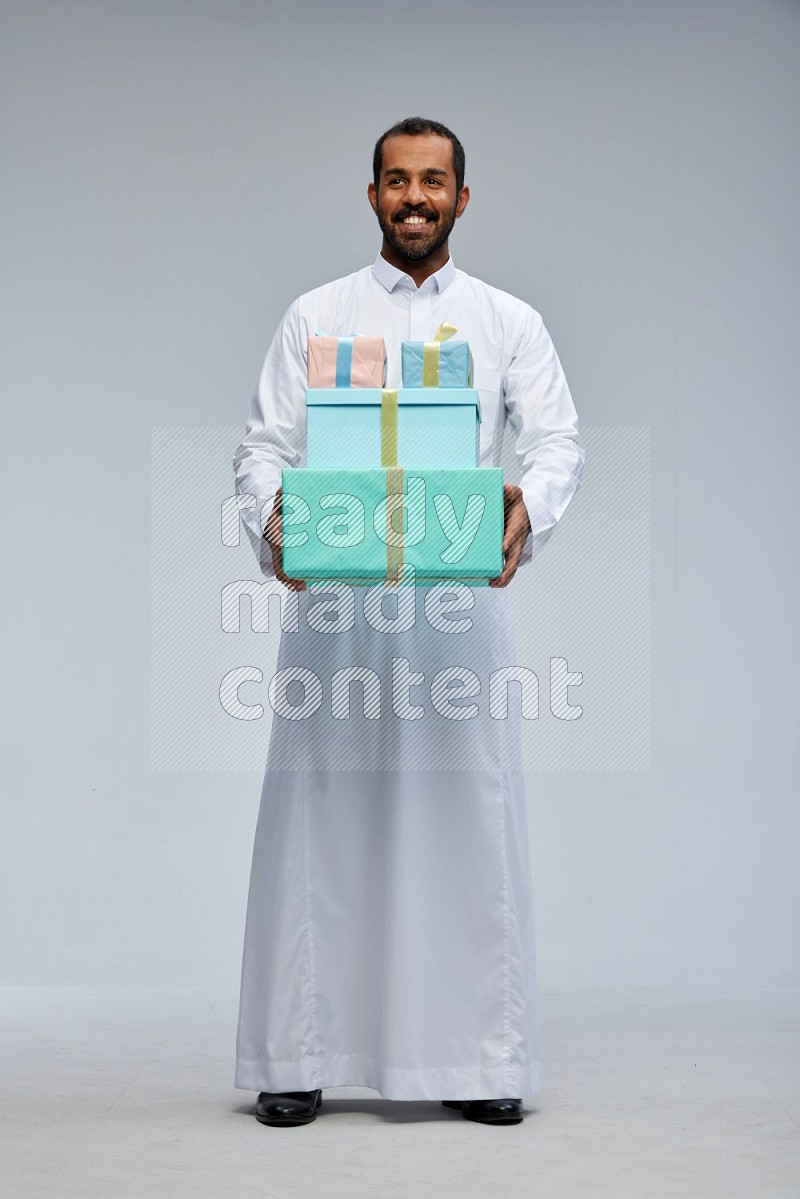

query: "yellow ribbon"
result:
(380, 394), (404, 582)
(380, 389), (398, 466)
(385, 466), (404, 584)
(421, 322), (458, 387)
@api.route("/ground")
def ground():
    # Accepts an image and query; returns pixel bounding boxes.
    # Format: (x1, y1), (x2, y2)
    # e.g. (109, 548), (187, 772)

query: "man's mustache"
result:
(393, 207), (438, 223)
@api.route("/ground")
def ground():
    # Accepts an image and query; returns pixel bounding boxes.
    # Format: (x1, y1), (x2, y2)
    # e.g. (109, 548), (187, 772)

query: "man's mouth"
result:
(395, 212), (437, 230)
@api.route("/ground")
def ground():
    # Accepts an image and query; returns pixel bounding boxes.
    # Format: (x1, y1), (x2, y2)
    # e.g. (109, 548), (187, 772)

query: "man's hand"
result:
(263, 486), (307, 592)
(488, 483), (532, 588)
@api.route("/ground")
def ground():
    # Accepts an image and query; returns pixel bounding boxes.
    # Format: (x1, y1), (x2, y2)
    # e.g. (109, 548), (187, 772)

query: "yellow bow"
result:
(422, 323), (458, 386)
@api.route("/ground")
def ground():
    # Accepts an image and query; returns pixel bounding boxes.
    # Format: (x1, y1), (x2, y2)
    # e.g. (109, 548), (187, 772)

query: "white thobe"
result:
(233, 252), (584, 1100)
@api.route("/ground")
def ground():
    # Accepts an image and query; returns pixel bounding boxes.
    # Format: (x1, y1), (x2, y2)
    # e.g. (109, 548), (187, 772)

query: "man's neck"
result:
(379, 240), (450, 289)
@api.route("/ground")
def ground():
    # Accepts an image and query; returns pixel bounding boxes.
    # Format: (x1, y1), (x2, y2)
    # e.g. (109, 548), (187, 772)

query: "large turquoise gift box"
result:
(305, 388), (481, 469)
(280, 467), (504, 586)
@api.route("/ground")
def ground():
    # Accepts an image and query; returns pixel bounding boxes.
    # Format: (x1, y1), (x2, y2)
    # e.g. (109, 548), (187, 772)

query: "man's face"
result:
(368, 133), (469, 262)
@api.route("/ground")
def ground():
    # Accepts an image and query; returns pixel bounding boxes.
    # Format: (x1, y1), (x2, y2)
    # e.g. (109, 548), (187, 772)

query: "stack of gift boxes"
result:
(281, 324), (504, 586)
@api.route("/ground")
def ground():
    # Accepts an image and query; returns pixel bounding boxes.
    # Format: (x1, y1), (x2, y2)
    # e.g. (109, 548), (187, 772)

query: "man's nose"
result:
(406, 179), (427, 205)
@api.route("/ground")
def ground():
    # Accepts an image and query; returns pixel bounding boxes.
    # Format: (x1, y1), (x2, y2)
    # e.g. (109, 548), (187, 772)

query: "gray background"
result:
(2, 0), (797, 991)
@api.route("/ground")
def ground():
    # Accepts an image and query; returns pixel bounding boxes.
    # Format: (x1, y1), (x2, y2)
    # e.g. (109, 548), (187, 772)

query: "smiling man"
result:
(369, 131), (469, 272)
(233, 116), (585, 1128)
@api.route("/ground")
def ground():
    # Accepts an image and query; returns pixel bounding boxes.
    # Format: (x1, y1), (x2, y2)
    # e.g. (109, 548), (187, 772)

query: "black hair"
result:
(372, 116), (466, 194)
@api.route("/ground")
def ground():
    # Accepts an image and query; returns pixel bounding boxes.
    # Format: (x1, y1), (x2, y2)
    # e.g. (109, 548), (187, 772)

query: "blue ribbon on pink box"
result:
(314, 331), (361, 389)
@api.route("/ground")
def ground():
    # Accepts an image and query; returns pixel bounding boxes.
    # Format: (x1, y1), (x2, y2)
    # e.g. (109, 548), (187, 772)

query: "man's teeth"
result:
(403, 216), (428, 225)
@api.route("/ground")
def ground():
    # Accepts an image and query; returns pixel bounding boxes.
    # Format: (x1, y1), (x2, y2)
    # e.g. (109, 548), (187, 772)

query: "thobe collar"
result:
(371, 251), (457, 295)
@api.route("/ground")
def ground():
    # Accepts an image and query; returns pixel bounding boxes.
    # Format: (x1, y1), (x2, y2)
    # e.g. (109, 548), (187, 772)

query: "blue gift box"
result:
(305, 388), (481, 469)
(401, 337), (473, 388)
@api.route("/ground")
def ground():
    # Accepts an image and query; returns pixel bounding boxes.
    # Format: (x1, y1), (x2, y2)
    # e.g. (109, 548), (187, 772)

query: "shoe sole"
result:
(464, 1115), (523, 1125)
(255, 1093), (322, 1126)
(255, 1114), (317, 1126)
(441, 1099), (523, 1124)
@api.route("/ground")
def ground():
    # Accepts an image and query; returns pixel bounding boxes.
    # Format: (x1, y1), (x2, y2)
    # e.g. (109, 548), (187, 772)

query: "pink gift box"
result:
(307, 335), (387, 388)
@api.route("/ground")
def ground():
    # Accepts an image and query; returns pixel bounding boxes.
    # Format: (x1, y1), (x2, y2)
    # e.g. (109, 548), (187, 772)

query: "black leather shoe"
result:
(441, 1097), (523, 1124)
(256, 1089), (322, 1126)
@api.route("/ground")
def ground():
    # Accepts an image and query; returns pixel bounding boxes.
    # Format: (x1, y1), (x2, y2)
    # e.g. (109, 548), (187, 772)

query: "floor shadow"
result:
(235, 1097), (537, 1124)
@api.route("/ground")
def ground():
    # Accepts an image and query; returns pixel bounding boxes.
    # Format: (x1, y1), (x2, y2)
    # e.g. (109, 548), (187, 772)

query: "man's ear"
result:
(455, 185), (470, 219)
(367, 181), (378, 214)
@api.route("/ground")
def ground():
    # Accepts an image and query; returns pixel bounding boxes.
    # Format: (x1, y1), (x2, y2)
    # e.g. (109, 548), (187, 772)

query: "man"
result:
(233, 116), (584, 1127)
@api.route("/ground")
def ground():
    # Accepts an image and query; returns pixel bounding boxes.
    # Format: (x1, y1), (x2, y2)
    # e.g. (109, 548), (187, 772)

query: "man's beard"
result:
(377, 202), (457, 262)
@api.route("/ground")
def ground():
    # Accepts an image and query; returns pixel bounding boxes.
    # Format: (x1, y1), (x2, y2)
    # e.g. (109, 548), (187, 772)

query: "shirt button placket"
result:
(408, 281), (434, 342)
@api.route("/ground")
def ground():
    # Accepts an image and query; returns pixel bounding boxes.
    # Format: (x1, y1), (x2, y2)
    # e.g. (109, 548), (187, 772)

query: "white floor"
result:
(0, 985), (797, 1198)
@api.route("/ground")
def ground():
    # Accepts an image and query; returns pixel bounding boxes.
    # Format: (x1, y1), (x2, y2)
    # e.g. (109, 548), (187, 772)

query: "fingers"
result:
(271, 538), (307, 592)
(503, 482), (522, 509)
(489, 533), (524, 587)
(264, 488), (284, 548)
(489, 486), (528, 588)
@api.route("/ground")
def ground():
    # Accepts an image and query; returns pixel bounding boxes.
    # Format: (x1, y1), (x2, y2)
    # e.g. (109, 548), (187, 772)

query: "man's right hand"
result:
(263, 486), (307, 592)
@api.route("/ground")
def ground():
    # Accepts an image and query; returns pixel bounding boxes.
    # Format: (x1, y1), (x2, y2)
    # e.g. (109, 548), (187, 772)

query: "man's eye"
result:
(425, 178), (442, 185)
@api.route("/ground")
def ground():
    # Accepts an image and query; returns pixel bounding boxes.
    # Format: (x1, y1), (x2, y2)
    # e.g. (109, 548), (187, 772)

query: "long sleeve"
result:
(503, 305), (585, 568)
(233, 300), (308, 579)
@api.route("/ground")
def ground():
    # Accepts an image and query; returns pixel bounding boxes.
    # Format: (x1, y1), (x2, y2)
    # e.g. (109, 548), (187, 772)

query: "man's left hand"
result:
(488, 483), (531, 588)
